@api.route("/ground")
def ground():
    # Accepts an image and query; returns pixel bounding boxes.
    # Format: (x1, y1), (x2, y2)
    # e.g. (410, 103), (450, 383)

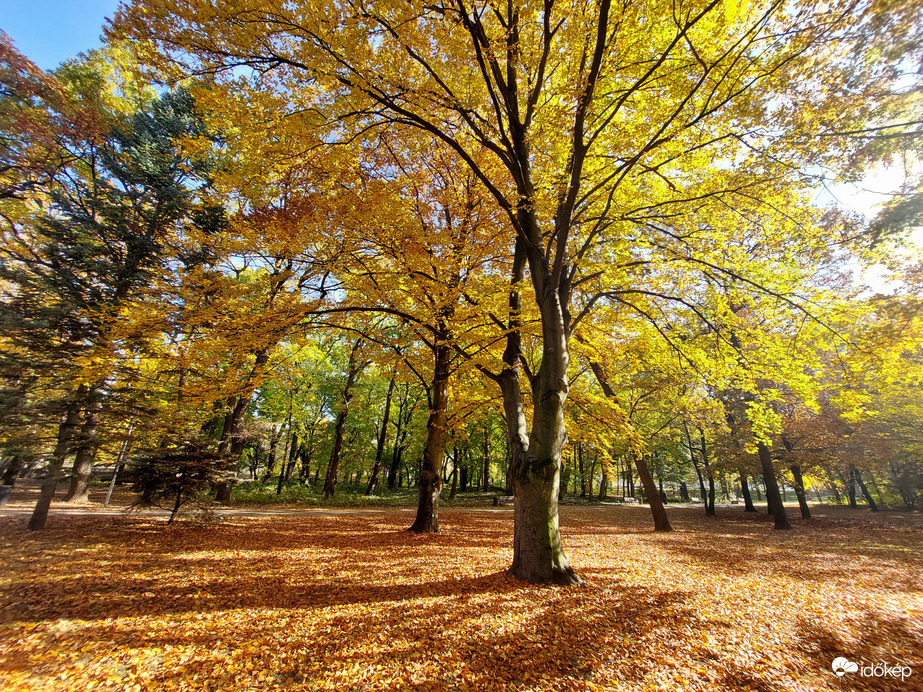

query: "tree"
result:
(113, 0), (922, 581)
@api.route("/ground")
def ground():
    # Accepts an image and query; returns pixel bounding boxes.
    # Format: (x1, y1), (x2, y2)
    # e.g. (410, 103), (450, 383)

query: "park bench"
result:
(492, 495), (515, 506)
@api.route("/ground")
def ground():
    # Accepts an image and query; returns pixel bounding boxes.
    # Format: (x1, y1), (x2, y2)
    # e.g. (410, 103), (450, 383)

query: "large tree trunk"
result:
(64, 390), (103, 502)
(758, 442), (792, 530)
(409, 337), (450, 533)
(324, 340), (363, 499)
(509, 278), (579, 585)
(366, 377), (395, 496)
(29, 392), (84, 530)
(789, 464), (812, 519)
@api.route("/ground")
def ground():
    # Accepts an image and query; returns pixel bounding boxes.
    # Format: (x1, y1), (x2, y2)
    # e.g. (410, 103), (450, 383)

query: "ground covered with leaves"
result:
(0, 506), (921, 692)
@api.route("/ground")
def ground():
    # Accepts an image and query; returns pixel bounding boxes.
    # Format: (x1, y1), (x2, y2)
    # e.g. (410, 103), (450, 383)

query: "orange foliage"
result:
(0, 508), (921, 691)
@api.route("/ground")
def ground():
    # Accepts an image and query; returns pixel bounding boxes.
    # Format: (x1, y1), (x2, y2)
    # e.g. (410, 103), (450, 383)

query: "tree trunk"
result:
(634, 454), (672, 532)
(844, 467), (858, 508)
(64, 391), (102, 502)
(387, 388), (411, 490)
(409, 335), (450, 533)
(169, 489), (183, 524)
(277, 430), (298, 495)
(480, 422), (491, 492)
(216, 395), (237, 455)
(679, 481), (689, 503)
(449, 452), (458, 500)
(559, 454), (570, 502)
(853, 468), (879, 512)
(739, 469), (757, 512)
(577, 444), (587, 497)
(505, 240), (578, 584)
(323, 413), (347, 499)
(29, 393), (84, 530)
(324, 340), (363, 499)
(700, 434), (715, 516)
(586, 360), (670, 531)
(758, 442), (792, 530)
(1, 455), (23, 487)
(366, 377), (395, 496)
(0, 455), (24, 506)
(789, 464), (812, 519)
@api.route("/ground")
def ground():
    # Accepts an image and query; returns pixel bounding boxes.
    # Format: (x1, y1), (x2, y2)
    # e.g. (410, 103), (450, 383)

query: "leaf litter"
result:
(0, 506), (921, 691)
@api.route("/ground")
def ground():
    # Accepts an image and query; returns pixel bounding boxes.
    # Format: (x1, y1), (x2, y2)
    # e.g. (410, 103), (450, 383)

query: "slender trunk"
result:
(739, 469), (757, 512)
(263, 432), (279, 482)
(277, 430), (298, 495)
(64, 391), (103, 502)
(387, 388), (410, 490)
(634, 454), (672, 531)
(216, 395), (237, 455)
(789, 464), (812, 519)
(481, 423), (491, 492)
(323, 413), (347, 499)
(700, 434), (715, 516)
(410, 336), (450, 533)
(449, 452), (458, 500)
(844, 467), (858, 508)
(758, 442), (792, 530)
(29, 392), (84, 530)
(599, 461), (608, 500)
(104, 426), (133, 508)
(590, 412), (666, 523)
(366, 378), (395, 496)
(325, 340), (363, 499)
(169, 489), (183, 524)
(577, 444), (587, 497)
(559, 453), (570, 502)
(853, 468), (879, 511)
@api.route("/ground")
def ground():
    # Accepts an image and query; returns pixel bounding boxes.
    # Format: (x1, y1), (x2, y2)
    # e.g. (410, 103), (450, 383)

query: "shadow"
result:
(796, 614), (922, 691)
(2, 506), (920, 691)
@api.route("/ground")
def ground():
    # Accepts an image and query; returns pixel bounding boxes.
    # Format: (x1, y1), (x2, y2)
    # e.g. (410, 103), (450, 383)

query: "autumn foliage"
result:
(1, 506), (921, 691)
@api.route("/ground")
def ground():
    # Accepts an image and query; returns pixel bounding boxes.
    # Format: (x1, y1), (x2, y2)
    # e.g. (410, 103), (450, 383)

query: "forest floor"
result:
(0, 502), (921, 692)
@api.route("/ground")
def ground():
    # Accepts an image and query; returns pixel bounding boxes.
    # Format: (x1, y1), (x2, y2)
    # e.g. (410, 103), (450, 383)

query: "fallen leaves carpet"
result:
(0, 506), (921, 691)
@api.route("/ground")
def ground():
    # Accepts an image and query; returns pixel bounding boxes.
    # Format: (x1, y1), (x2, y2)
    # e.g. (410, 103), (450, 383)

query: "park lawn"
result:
(0, 506), (920, 692)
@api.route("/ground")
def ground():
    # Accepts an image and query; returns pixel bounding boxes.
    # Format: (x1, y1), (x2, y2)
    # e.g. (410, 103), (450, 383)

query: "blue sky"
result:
(0, 0), (121, 70)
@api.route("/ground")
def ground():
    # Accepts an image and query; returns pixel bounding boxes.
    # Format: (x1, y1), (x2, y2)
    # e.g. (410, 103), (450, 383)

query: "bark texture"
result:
(758, 442), (792, 530)
(29, 393), (84, 530)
